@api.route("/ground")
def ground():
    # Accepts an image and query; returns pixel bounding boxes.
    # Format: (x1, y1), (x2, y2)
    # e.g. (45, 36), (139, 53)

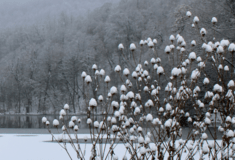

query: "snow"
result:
(89, 98), (97, 108)
(146, 114), (153, 122)
(110, 86), (118, 95)
(42, 117), (47, 123)
(165, 103), (172, 111)
(228, 43), (235, 52)
(169, 35), (175, 41)
(164, 45), (171, 54)
(217, 45), (224, 54)
(118, 43), (124, 50)
(59, 109), (66, 116)
(205, 45), (212, 53)
(114, 65), (121, 72)
(104, 75), (111, 83)
(64, 104), (69, 110)
(148, 41), (154, 48)
(157, 66), (164, 75)
(211, 17), (217, 24)
(150, 58), (156, 64)
(224, 65), (229, 71)
(193, 16), (199, 23)
(99, 69), (105, 76)
(123, 68), (130, 76)
(220, 39), (230, 47)
(203, 77), (210, 85)
(69, 121), (75, 128)
(189, 52), (196, 60)
(153, 39), (157, 44)
(92, 64), (97, 70)
(98, 95), (103, 101)
(81, 71), (87, 78)
(191, 40), (196, 46)
(129, 43), (136, 51)
(85, 75), (92, 83)
(53, 119), (59, 127)
(228, 80), (235, 88)
(139, 40), (144, 46)
(200, 28), (206, 36)
(186, 11), (192, 17)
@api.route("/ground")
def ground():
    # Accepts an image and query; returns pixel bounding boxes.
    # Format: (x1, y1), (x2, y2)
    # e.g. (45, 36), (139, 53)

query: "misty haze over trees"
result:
(0, 0), (234, 114)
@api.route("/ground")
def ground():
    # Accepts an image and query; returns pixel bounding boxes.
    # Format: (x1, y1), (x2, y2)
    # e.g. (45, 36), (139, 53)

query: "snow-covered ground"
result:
(0, 134), (226, 160)
(0, 134), (128, 160)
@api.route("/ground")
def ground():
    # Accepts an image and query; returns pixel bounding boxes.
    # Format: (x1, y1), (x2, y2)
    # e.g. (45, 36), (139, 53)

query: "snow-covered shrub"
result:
(43, 12), (235, 160)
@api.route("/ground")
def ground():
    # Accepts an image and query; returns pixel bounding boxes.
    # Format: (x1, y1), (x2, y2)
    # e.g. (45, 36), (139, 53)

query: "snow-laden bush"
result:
(43, 12), (235, 160)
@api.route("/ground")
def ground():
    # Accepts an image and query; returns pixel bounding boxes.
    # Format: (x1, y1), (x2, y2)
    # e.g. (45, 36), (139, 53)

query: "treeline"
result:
(0, 0), (233, 114)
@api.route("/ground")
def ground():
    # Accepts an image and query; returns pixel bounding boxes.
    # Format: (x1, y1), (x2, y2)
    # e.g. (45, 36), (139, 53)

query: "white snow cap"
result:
(191, 69), (200, 80)
(224, 65), (229, 71)
(213, 84), (223, 93)
(153, 39), (157, 44)
(165, 45), (171, 54)
(157, 66), (164, 75)
(186, 11), (192, 17)
(139, 40), (144, 45)
(227, 130), (234, 138)
(64, 104), (69, 110)
(211, 17), (217, 24)
(191, 40), (196, 46)
(110, 86), (118, 95)
(228, 43), (235, 52)
(53, 119), (59, 127)
(197, 56), (202, 62)
(92, 64), (97, 70)
(94, 121), (99, 128)
(177, 35), (184, 44)
(217, 45), (224, 54)
(205, 45), (212, 53)
(164, 119), (172, 128)
(99, 69), (105, 76)
(60, 109), (66, 116)
(148, 41), (154, 48)
(104, 75), (111, 83)
(166, 103), (172, 111)
(169, 35), (175, 41)
(220, 39), (230, 47)
(123, 68), (130, 76)
(203, 77), (210, 85)
(69, 121), (75, 128)
(120, 85), (127, 92)
(189, 52), (196, 60)
(126, 91), (134, 99)
(146, 114), (153, 122)
(228, 80), (235, 88)
(95, 70), (100, 76)
(171, 67), (181, 77)
(42, 117), (47, 123)
(200, 28), (206, 36)
(118, 43), (124, 50)
(150, 58), (156, 64)
(201, 133), (208, 139)
(89, 98), (97, 108)
(193, 16), (199, 23)
(85, 75), (92, 83)
(132, 71), (138, 78)
(130, 43), (136, 51)
(114, 65), (121, 72)
(81, 71), (87, 78)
